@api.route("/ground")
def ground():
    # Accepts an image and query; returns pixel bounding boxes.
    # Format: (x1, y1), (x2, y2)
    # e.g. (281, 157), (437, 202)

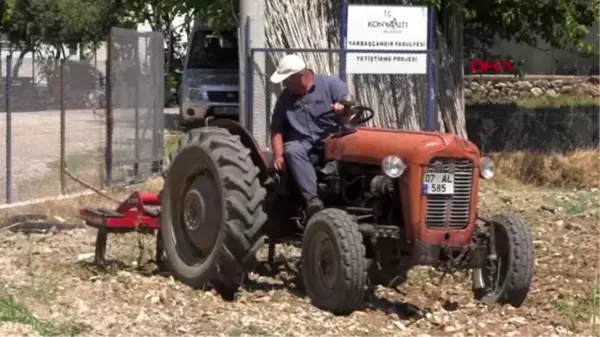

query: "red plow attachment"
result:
(79, 191), (163, 267)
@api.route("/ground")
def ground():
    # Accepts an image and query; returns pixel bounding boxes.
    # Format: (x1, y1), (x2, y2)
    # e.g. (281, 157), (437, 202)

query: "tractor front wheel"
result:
(472, 212), (534, 308)
(160, 127), (268, 297)
(301, 208), (367, 315)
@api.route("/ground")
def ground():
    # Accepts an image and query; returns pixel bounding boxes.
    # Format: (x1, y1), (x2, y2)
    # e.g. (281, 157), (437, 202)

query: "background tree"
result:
(3, 0), (132, 69)
(184, 0), (238, 30)
(5, 0), (44, 76)
(0, 0), (14, 31)
(125, 0), (194, 100)
(0, 0), (14, 75)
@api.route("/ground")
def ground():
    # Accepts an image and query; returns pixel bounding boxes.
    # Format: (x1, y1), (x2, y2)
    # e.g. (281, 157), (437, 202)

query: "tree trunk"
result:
(54, 45), (61, 60)
(0, 41), (3, 78)
(166, 19), (174, 106)
(263, 0), (467, 137)
(11, 49), (29, 79)
(435, 3), (467, 138)
(79, 42), (85, 61)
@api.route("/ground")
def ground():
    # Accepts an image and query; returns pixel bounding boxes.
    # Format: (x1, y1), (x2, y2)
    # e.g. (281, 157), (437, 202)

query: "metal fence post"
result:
(247, 49), (254, 134)
(152, 32), (164, 174)
(241, 17), (251, 132)
(339, 0), (348, 82)
(60, 59), (66, 195)
(5, 55), (12, 203)
(133, 34), (140, 180)
(105, 30), (113, 187)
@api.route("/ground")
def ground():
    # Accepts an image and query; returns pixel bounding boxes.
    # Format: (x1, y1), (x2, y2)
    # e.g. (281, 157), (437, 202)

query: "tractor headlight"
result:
(381, 155), (406, 178)
(479, 157), (495, 179)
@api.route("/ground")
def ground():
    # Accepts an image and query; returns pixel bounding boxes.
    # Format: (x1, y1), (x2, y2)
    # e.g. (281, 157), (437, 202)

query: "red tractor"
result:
(159, 96), (534, 314)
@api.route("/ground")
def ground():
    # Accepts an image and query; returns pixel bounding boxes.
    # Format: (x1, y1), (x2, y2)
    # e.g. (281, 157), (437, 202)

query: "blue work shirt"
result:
(270, 74), (350, 147)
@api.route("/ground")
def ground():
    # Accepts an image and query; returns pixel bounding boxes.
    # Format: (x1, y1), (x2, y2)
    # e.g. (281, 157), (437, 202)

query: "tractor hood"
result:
(324, 127), (480, 165)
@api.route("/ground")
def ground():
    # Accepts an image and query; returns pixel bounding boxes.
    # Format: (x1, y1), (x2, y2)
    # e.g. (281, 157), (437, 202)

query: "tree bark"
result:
(435, 3), (467, 138)
(263, 0), (467, 137)
(11, 48), (28, 79)
(79, 42), (85, 61)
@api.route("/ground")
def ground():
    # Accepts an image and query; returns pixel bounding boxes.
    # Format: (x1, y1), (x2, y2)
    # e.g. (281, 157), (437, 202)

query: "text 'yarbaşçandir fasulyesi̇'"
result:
(348, 41), (426, 48)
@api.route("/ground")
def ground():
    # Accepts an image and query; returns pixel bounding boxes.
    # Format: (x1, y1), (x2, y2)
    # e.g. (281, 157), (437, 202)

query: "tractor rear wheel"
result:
(301, 208), (367, 315)
(472, 212), (534, 308)
(160, 127), (268, 296)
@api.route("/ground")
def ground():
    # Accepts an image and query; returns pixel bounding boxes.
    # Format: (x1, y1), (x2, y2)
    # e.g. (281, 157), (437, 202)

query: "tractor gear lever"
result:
(338, 94), (357, 106)
(336, 94), (360, 136)
(339, 94), (357, 117)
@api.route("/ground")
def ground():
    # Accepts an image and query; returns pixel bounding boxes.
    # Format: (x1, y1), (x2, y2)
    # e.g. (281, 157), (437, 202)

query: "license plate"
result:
(422, 172), (454, 195)
(213, 106), (239, 117)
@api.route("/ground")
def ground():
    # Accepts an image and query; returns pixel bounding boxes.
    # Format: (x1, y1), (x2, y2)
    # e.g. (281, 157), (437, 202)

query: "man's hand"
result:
(272, 132), (285, 171)
(274, 156), (286, 171)
(331, 102), (345, 115)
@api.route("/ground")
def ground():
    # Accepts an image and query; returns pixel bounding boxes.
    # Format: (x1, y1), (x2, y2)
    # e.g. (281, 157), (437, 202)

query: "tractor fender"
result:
(206, 118), (270, 174)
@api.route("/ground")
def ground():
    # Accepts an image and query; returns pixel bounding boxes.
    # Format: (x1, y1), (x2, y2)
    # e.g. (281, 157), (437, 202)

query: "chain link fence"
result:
(107, 28), (164, 186)
(0, 56), (105, 204)
(252, 50), (340, 147)
(349, 68), (429, 130)
(466, 104), (599, 154)
(0, 27), (165, 205)
(0, 63), (6, 204)
(250, 47), (597, 155)
(248, 4), (433, 148)
(250, 49), (430, 147)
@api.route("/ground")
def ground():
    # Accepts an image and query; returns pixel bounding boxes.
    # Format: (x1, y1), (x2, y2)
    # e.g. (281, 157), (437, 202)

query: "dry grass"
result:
(0, 126), (597, 336)
(0, 127), (598, 335)
(0, 181), (597, 336)
(490, 148), (600, 189)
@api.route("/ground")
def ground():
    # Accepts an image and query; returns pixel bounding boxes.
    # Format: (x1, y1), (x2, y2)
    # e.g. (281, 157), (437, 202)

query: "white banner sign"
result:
(346, 53), (427, 75)
(346, 5), (429, 74)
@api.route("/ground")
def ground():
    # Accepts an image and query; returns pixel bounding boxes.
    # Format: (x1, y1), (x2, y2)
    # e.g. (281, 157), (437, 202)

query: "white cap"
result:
(270, 54), (306, 84)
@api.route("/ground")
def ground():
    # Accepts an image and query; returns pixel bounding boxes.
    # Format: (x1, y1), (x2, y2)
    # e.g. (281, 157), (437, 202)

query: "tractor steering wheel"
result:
(348, 106), (374, 126)
(338, 94), (375, 126)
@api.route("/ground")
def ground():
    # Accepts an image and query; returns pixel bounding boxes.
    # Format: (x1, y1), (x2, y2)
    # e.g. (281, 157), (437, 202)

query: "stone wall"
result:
(465, 75), (600, 102)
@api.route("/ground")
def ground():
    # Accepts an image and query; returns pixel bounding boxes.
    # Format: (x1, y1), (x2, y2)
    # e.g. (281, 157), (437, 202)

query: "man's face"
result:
(283, 71), (307, 95)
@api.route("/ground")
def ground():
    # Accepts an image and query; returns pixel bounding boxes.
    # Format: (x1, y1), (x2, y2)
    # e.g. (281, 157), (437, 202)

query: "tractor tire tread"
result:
(164, 126), (268, 293)
(495, 212), (534, 308)
(487, 212), (534, 308)
(303, 208), (367, 315)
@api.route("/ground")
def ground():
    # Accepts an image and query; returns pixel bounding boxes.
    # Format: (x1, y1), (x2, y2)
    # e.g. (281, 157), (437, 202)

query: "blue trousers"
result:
(284, 140), (324, 202)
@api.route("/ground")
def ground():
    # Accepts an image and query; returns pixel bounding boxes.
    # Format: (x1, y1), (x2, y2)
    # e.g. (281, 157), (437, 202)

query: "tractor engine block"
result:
(318, 162), (402, 228)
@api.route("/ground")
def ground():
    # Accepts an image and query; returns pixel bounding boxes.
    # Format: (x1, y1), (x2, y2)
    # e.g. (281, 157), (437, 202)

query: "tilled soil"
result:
(0, 180), (598, 336)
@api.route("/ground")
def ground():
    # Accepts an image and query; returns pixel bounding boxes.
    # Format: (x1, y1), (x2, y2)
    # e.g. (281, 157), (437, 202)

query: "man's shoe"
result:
(306, 197), (324, 218)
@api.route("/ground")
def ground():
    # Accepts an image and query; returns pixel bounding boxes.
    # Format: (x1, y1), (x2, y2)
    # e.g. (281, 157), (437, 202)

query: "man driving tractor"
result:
(269, 54), (351, 217)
